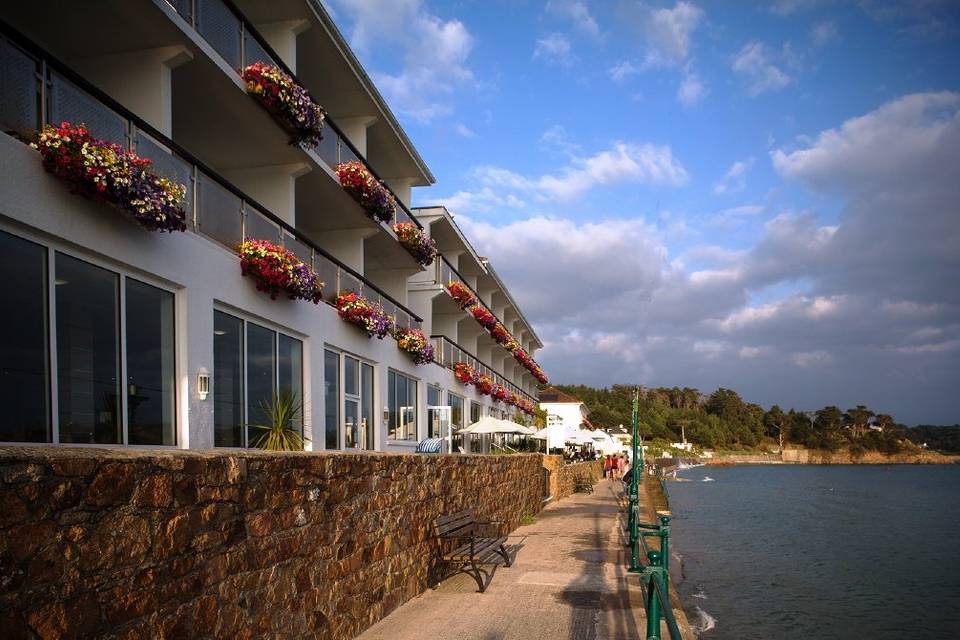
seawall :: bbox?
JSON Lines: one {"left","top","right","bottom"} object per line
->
{"left": 0, "top": 448, "right": 598, "bottom": 639}
{"left": 704, "top": 448, "right": 955, "bottom": 465}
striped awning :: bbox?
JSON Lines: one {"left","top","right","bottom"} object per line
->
{"left": 415, "top": 438, "right": 444, "bottom": 453}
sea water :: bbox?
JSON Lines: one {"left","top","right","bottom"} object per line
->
{"left": 666, "top": 464, "right": 960, "bottom": 639}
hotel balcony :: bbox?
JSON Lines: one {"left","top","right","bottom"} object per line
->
{"left": 431, "top": 336, "right": 538, "bottom": 408}
{"left": 0, "top": 24, "right": 423, "bottom": 332}
{"left": 0, "top": 0, "right": 433, "bottom": 306}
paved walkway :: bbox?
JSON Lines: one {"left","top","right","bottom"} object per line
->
{"left": 356, "top": 480, "right": 660, "bottom": 640}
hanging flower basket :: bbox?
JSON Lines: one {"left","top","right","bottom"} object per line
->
{"left": 490, "top": 322, "right": 511, "bottom": 344}
{"left": 446, "top": 281, "right": 477, "bottom": 310}
{"left": 242, "top": 62, "right": 325, "bottom": 148}
{"left": 35, "top": 122, "right": 187, "bottom": 232}
{"left": 336, "top": 292, "right": 393, "bottom": 338}
{"left": 454, "top": 362, "right": 476, "bottom": 385}
{"left": 335, "top": 161, "right": 396, "bottom": 223}
{"left": 491, "top": 384, "right": 509, "bottom": 403}
{"left": 476, "top": 375, "right": 494, "bottom": 396}
{"left": 240, "top": 239, "right": 323, "bottom": 303}
{"left": 393, "top": 221, "right": 438, "bottom": 267}
{"left": 393, "top": 327, "right": 435, "bottom": 365}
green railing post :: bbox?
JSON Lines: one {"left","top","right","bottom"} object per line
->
{"left": 659, "top": 514, "right": 671, "bottom": 594}
{"left": 644, "top": 550, "right": 663, "bottom": 640}
{"left": 628, "top": 388, "right": 642, "bottom": 572}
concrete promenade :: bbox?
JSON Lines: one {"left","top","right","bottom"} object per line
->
{"left": 356, "top": 479, "right": 683, "bottom": 640}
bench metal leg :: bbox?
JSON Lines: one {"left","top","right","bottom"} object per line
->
{"left": 498, "top": 544, "right": 512, "bottom": 568}
{"left": 468, "top": 557, "right": 486, "bottom": 593}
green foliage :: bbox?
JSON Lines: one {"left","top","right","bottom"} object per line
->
{"left": 520, "top": 514, "right": 538, "bottom": 526}
{"left": 248, "top": 390, "right": 307, "bottom": 451}
{"left": 552, "top": 383, "right": 920, "bottom": 455}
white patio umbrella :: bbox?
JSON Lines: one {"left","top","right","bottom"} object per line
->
{"left": 459, "top": 417, "right": 528, "bottom": 434}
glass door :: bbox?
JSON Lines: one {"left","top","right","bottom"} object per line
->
{"left": 427, "top": 405, "right": 452, "bottom": 453}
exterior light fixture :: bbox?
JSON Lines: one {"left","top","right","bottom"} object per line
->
{"left": 198, "top": 368, "right": 210, "bottom": 400}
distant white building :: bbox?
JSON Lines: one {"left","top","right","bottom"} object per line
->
{"left": 539, "top": 387, "right": 589, "bottom": 451}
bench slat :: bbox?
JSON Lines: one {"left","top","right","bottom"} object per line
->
{"left": 443, "top": 537, "right": 508, "bottom": 562}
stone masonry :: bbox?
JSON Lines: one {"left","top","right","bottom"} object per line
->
{"left": 0, "top": 448, "right": 555, "bottom": 640}
{"left": 543, "top": 458, "right": 603, "bottom": 501}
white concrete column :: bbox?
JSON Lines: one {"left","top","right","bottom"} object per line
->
{"left": 73, "top": 46, "right": 193, "bottom": 137}
{"left": 364, "top": 267, "right": 417, "bottom": 307}
{"left": 257, "top": 19, "right": 311, "bottom": 73}
{"left": 458, "top": 318, "right": 483, "bottom": 355}
{"left": 222, "top": 163, "right": 311, "bottom": 226}
{"left": 431, "top": 309, "right": 461, "bottom": 342}
{"left": 314, "top": 228, "right": 378, "bottom": 274}
{"left": 336, "top": 116, "right": 378, "bottom": 158}
{"left": 383, "top": 177, "right": 417, "bottom": 208}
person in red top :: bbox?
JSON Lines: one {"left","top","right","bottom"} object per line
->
{"left": 603, "top": 455, "right": 613, "bottom": 479}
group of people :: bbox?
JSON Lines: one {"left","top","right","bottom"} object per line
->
{"left": 602, "top": 453, "right": 628, "bottom": 480}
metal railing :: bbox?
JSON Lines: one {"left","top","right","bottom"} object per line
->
{"left": 163, "top": 0, "right": 422, "bottom": 230}
{"left": 0, "top": 23, "right": 422, "bottom": 330}
{"left": 624, "top": 389, "right": 683, "bottom": 640}
{"left": 430, "top": 335, "right": 537, "bottom": 405}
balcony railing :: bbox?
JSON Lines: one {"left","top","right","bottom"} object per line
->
{"left": 162, "top": 0, "right": 423, "bottom": 230}
{"left": 431, "top": 335, "right": 537, "bottom": 405}
{"left": 0, "top": 24, "right": 422, "bottom": 330}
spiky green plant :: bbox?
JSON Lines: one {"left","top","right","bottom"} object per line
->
{"left": 248, "top": 390, "right": 307, "bottom": 451}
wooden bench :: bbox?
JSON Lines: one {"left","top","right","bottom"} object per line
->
{"left": 435, "top": 510, "right": 512, "bottom": 593}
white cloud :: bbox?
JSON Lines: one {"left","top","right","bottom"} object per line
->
{"left": 533, "top": 33, "right": 578, "bottom": 66}
{"left": 732, "top": 42, "right": 792, "bottom": 95}
{"left": 812, "top": 21, "right": 838, "bottom": 46}
{"left": 540, "top": 125, "right": 581, "bottom": 158}
{"left": 703, "top": 204, "right": 766, "bottom": 229}
{"left": 713, "top": 158, "right": 752, "bottom": 194}
{"left": 609, "top": 60, "right": 640, "bottom": 83}
{"left": 546, "top": 0, "right": 600, "bottom": 38}
{"left": 329, "top": 0, "right": 474, "bottom": 122}
{"left": 771, "top": 0, "right": 822, "bottom": 15}
{"left": 644, "top": 2, "right": 705, "bottom": 65}
{"left": 677, "top": 70, "right": 707, "bottom": 107}
{"left": 453, "top": 123, "right": 476, "bottom": 138}
{"left": 432, "top": 187, "right": 525, "bottom": 216}
{"left": 791, "top": 350, "right": 833, "bottom": 367}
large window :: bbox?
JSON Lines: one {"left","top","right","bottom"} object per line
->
{"left": 388, "top": 370, "right": 417, "bottom": 441}
{"left": 0, "top": 231, "right": 48, "bottom": 442}
{"left": 324, "top": 350, "right": 375, "bottom": 450}
{"left": 470, "top": 401, "right": 481, "bottom": 425}
{"left": 213, "top": 311, "right": 303, "bottom": 448}
{"left": 427, "top": 386, "right": 442, "bottom": 438}
{"left": 0, "top": 230, "right": 176, "bottom": 445}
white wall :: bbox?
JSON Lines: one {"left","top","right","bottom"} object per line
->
{"left": 0, "top": 135, "right": 519, "bottom": 452}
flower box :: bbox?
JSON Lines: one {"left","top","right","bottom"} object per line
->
{"left": 242, "top": 62, "right": 325, "bottom": 148}
{"left": 470, "top": 305, "right": 498, "bottom": 330}
{"left": 491, "top": 384, "right": 509, "bottom": 403}
{"left": 240, "top": 239, "right": 323, "bottom": 303}
{"left": 393, "top": 222, "right": 437, "bottom": 267}
{"left": 336, "top": 292, "right": 393, "bottom": 338}
{"left": 476, "top": 375, "right": 494, "bottom": 396}
{"left": 394, "top": 327, "right": 435, "bottom": 365}
{"left": 335, "top": 161, "right": 396, "bottom": 223}
{"left": 454, "top": 362, "right": 476, "bottom": 385}
{"left": 36, "top": 122, "right": 187, "bottom": 232}
{"left": 446, "top": 281, "right": 477, "bottom": 310}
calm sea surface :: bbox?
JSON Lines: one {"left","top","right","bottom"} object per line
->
{"left": 666, "top": 464, "right": 960, "bottom": 640}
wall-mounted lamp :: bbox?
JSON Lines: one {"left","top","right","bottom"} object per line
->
{"left": 198, "top": 368, "right": 210, "bottom": 400}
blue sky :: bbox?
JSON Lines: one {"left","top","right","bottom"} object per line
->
{"left": 323, "top": 0, "right": 960, "bottom": 424}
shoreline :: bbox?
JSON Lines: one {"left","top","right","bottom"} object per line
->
{"left": 700, "top": 448, "right": 958, "bottom": 466}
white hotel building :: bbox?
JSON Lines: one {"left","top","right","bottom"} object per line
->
{"left": 0, "top": 1, "right": 544, "bottom": 453}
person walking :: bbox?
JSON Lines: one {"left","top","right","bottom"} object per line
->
{"left": 616, "top": 453, "right": 626, "bottom": 480}
{"left": 603, "top": 454, "right": 613, "bottom": 479}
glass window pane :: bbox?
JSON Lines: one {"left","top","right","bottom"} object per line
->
{"left": 427, "top": 386, "right": 440, "bottom": 407}
{"left": 387, "top": 370, "right": 397, "bottom": 440}
{"left": 344, "top": 356, "right": 359, "bottom": 396}
{"left": 0, "top": 231, "right": 48, "bottom": 442}
{"left": 361, "top": 363, "right": 374, "bottom": 450}
{"left": 324, "top": 350, "right": 339, "bottom": 449}
{"left": 449, "top": 393, "right": 464, "bottom": 452}
{"left": 55, "top": 253, "right": 120, "bottom": 444}
{"left": 278, "top": 334, "right": 303, "bottom": 437}
{"left": 125, "top": 279, "right": 175, "bottom": 445}
{"left": 214, "top": 311, "right": 243, "bottom": 447}
{"left": 403, "top": 376, "right": 417, "bottom": 441}
{"left": 344, "top": 399, "right": 358, "bottom": 448}
{"left": 246, "top": 323, "right": 276, "bottom": 444}
{"left": 470, "top": 401, "right": 481, "bottom": 425}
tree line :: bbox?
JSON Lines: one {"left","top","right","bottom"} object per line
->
{"left": 552, "top": 384, "right": 959, "bottom": 454}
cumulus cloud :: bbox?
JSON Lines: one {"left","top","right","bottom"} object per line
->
{"left": 677, "top": 70, "right": 707, "bottom": 107}
{"left": 732, "top": 42, "right": 792, "bottom": 95}
{"left": 533, "top": 33, "right": 578, "bottom": 66}
{"left": 453, "top": 123, "right": 476, "bottom": 138}
{"left": 437, "top": 140, "right": 688, "bottom": 212}
{"left": 457, "top": 92, "right": 960, "bottom": 423}
{"left": 328, "top": 0, "right": 474, "bottom": 122}
{"left": 713, "top": 158, "right": 752, "bottom": 194}
{"left": 643, "top": 1, "right": 705, "bottom": 66}
{"left": 609, "top": 60, "right": 640, "bottom": 83}
{"left": 546, "top": 0, "right": 600, "bottom": 38}
{"left": 811, "top": 21, "right": 838, "bottom": 46}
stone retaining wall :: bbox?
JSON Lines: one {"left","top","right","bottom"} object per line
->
{"left": 0, "top": 448, "right": 550, "bottom": 639}
{"left": 543, "top": 458, "right": 603, "bottom": 500}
